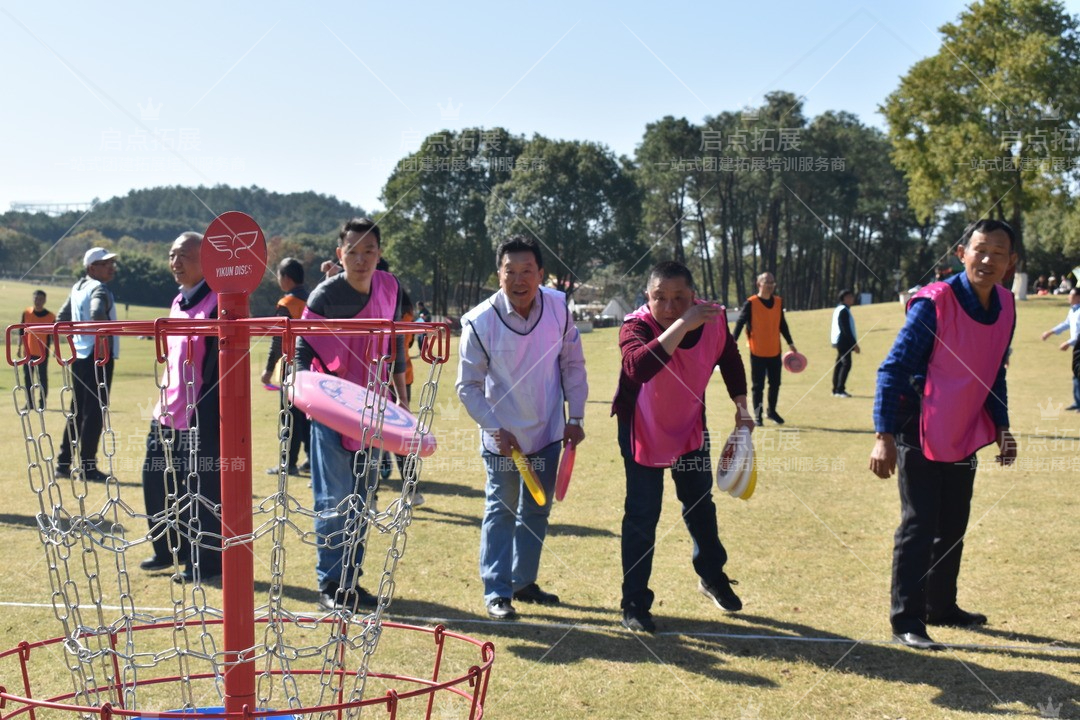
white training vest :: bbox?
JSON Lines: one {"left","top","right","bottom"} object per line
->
{"left": 461, "top": 287, "right": 570, "bottom": 455}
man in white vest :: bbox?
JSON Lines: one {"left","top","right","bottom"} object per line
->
{"left": 55, "top": 247, "right": 120, "bottom": 482}
{"left": 456, "top": 236, "right": 588, "bottom": 620}
{"left": 830, "top": 288, "right": 860, "bottom": 397}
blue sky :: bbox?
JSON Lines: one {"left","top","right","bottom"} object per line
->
{"left": 3, "top": 0, "right": 1078, "bottom": 220}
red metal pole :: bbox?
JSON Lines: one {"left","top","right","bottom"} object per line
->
{"left": 217, "top": 291, "right": 255, "bottom": 714}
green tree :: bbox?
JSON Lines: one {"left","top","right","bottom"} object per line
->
{"left": 882, "top": 0, "right": 1080, "bottom": 264}
{"left": 380, "top": 128, "right": 526, "bottom": 314}
{"left": 486, "top": 136, "right": 643, "bottom": 301}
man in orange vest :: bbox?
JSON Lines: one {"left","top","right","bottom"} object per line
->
{"left": 732, "top": 272, "right": 798, "bottom": 425}
{"left": 262, "top": 257, "right": 311, "bottom": 476}
{"left": 19, "top": 289, "right": 55, "bottom": 409}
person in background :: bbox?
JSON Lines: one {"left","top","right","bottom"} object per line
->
{"left": 262, "top": 257, "right": 311, "bottom": 475}
{"left": 1041, "top": 287, "right": 1080, "bottom": 410}
{"left": 55, "top": 248, "right": 120, "bottom": 482}
{"left": 732, "top": 272, "right": 797, "bottom": 425}
{"left": 830, "top": 289, "right": 860, "bottom": 398}
{"left": 18, "top": 289, "right": 55, "bottom": 409}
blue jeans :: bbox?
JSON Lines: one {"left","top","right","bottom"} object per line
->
{"left": 1072, "top": 376, "right": 1080, "bottom": 409}
{"left": 618, "top": 420, "right": 728, "bottom": 611}
{"left": 479, "top": 442, "right": 560, "bottom": 603}
{"left": 310, "top": 419, "right": 377, "bottom": 590}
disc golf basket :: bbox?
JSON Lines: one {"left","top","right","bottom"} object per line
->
{"left": 2, "top": 213, "right": 494, "bottom": 720}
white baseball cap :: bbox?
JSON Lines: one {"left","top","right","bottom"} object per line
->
{"left": 84, "top": 247, "right": 117, "bottom": 266}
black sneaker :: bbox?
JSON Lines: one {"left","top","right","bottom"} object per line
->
{"left": 755, "top": 411, "right": 764, "bottom": 426}
{"left": 298, "top": 460, "right": 311, "bottom": 473}
{"left": 766, "top": 410, "right": 785, "bottom": 425}
{"left": 699, "top": 576, "right": 742, "bottom": 612}
{"left": 265, "top": 465, "right": 300, "bottom": 476}
{"left": 513, "top": 582, "right": 560, "bottom": 605}
{"left": 139, "top": 556, "right": 173, "bottom": 571}
{"left": 318, "top": 584, "right": 379, "bottom": 611}
{"left": 621, "top": 605, "right": 656, "bottom": 633}
{"left": 317, "top": 584, "right": 342, "bottom": 611}
{"left": 927, "top": 607, "right": 987, "bottom": 627}
{"left": 81, "top": 468, "right": 109, "bottom": 483}
{"left": 486, "top": 597, "right": 517, "bottom": 620}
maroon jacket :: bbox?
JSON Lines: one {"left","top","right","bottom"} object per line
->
{"left": 611, "top": 314, "right": 747, "bottom": 426}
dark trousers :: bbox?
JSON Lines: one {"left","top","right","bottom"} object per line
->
{"left": 618, "top": 421, "right": 728, "bottom": 611}
{"left": 832, "top": 345, "right": 854, "bottom": 394}
{"left": 142, "top": 421, "right": 222, "bottom": 574}
{"left": 750, "top": 354, "right": 782, "bottom": 414}
{"left": 286, "top": 405, "right": 310, "bottom": 467}
{"left": 57, "top": 357, "right": 114, "bottom": 474}
{"left": 890, "top": 434, "right": 976, "bottom": 634}
{"left": 22, "top": 356, "right": 48, "bottom": 409}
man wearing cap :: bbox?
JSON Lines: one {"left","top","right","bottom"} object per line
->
{"left": 732, "top": 272, "right": 797, "bottom": 425}
{"left": 55, "top": 247, "right": 120, "bottom": 482}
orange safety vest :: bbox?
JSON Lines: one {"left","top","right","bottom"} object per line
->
{"left": 746, "top": 295, "right": 782, "bottom": 357}
{"left": 21, "top": 308, "right": 55, "bottom": 358}
{"left": 277, "top": 293, "right": 307, "bottom": 319}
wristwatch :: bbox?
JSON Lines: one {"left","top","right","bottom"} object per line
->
{"left": 566, "top": 418, "right": 584, "bottom": 427}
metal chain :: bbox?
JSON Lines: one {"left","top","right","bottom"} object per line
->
{"left": 7, "top": 321, "right": 452, "bottom": 717}
{"left": 258, "top": 353, "right": 299, "bottom": 709}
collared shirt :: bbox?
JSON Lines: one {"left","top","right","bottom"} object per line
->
{"left": 1049, "top": 303, "right": 1080, "bottom": 346}
{"left": 456, "top": 288, "right": 588, "bottom": 434}
{"left": 874, "top": 272, "right": 1011, "bottom": 434}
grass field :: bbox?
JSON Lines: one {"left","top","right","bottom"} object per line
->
{"left": 1, "top": 276, "right": 1077, "bottom": 719}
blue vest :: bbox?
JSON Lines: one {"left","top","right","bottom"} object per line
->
{"left": 69, "top": 278, "right": 118, "bottom": 359}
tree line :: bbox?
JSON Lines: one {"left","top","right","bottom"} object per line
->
{"left": 4, "top": 0, "right": 1080, "bottom": 315}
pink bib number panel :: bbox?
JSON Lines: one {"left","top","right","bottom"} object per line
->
{"left": 291, "top": 370, "right": 436, "bottom": 457}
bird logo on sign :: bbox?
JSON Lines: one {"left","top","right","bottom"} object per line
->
{"left": 206, "top": 230, "right": 260, "bottom": 260}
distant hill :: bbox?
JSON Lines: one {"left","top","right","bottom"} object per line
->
{"left": 1, "top": 185, "right": 368, "bottom": 245}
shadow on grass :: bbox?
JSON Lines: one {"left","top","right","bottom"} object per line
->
{"left": 688, "top": 613, "right": 1080, "bottom": 716}
{"left": 383, "top": 597, "right": 777, "bottom": 687}
{"left": 791, "top": 425, "right": 875, "bottom": 435}
{"left": 411, "top": 479, "right": 484, "bottom": 499}
{"left": 0, "top": 513, "right": 40, "bottom": 528}
{"left": 547, "top": 522, "right": 618, "bottom": 539}
{"left": 414, "top": 508, "right": 481, "bottom": 528}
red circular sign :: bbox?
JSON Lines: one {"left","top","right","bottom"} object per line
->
{"left": 201, "top": 211, "right": 268, "bottom": 294}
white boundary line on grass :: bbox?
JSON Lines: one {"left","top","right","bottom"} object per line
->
{"left": 1, "top": 601, "right": 1075, "bottom": 655}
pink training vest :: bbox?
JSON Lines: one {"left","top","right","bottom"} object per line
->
{"left": 626, "top": 303, "right": 728, "bottom": 467}
{"left": 154, "top": 287, "right": 218, "bottom": 431}
{"left": 301, "top": 270, "right": 399, "bottom": 452}
{"left": 909, "top": 282, "right": 1014, "bottom": 462}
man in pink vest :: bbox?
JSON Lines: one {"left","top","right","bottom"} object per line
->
{"left": 870, "top": 219, "right": 1018, "bottom": 650}
{"left": 140, "top": 232, "right": 221, "bottom": 583}
{"left": 297, "top": 218, "right": 408, "bottom": 612}
{"left": 613, "top": 261, "right": 754, "bottom": 633}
